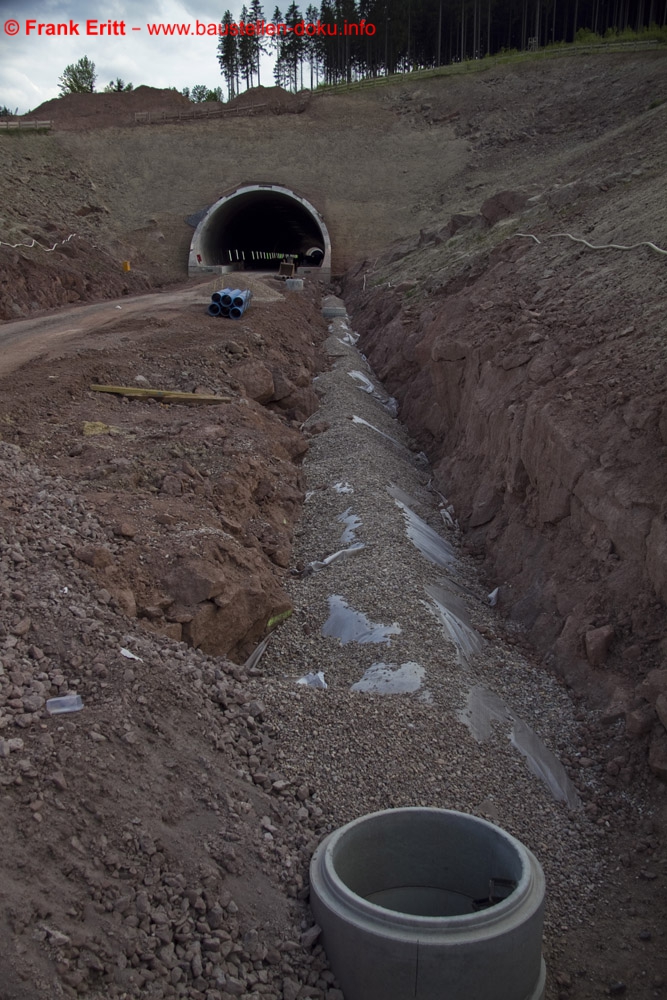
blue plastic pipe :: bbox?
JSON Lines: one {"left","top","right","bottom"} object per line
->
{"left": 221, "top": 288, "right": 242, "bottom": 307}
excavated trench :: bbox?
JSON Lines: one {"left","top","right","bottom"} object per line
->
{"left": 0, "top": 273, "right": 665, "bottom": 1000}
{"left": 340, "top": 217, "right": 667, "bottom": 787}
{"left": 274, "top": 302, "right": 582, "bottom": 813}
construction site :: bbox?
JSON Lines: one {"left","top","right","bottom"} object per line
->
{"left": 0, "top": 45, "right": 666, "bottom": 1000}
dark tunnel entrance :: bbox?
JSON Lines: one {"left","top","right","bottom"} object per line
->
{"left": 189, "top": 184, "right": 331, "bottom": 279}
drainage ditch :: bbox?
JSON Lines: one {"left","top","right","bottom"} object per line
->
{"left": 266, "top": 302, "right": 581, "bottom": 807}
{"left": 254, "top": 297, "right": 618, "bottom": 994}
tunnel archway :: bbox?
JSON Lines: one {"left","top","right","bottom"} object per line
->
{"left": 189, "top": 184, "right": 331, "bottom": 280}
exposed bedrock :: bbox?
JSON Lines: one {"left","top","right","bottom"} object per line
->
{"left": 344, "top": 225, "right": 667, "bottom": 773}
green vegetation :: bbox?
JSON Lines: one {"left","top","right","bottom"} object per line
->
{"left": 182, "top": 85, "right": 224, "bottom": 102}
{"left": 0, "top": 127, "right": 51, "bottom": 137}
{"left": 313, "top": 29, "right": 666, "bottom": 96}
{"left": 217, "top": 1, "right": 267, "bottom": 99}
{"left": 104, "top": 78, "right": 134, "bottom": 92}
{"left": 604, "top": 24, "right": 667, "bottom": 43}
{"left": 575, "top": 25, "right": 667, "bottom": 44}
{"left": 212, "top": 1, "right": 666, "bottom": 98}
{"left": 58, "top": 56, "right": 96, "bottom": 95}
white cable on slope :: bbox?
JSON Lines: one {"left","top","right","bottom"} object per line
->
{"left": 516, "top": 232, "right": 667, "bottom": 256}
{"left": 0, "top": 232, "right": 79, "bottom": 252}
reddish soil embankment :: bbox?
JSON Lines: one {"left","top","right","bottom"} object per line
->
{"left": 0, "top": 279, "right": 325, "bottom": 661}
{"left": 23, "top": 86, "right": 193, "bottom": 130}
{"left": 344, "top": 184, "right": 667, "bottom": 781}
{"left": 0, "top": 236, "right": 152, "bottom": 321}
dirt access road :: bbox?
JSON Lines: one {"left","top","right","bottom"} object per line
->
{"left": 0, "top": 280, "right": 216, "bottom": 376}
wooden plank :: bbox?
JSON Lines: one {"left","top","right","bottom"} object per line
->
{"left": 89, "top": 384, "right": 232, "bottom": 405}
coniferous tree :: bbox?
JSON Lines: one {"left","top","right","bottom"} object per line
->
{"left": 317, "top": 0, "right": 338, "bottom": 82}
{"left": 272, "top": 6, "right": 292, "bottom": 88}
{"left": 217, "top": 10, "right": 240, "bottom": 99}
{"left": 305, "top": 4, "right": 321, "bottom": 87}
{"left": 217, "top": 0, "right": 665, "bottom": 98}
{"left": 284, "top": 2, "right": 305, "bottom": 90}
{"left": 249, "top": 0, "right": 267, "bottom": 84}
{"left": 239, "top": 5, "right": 256, "bottom": 87}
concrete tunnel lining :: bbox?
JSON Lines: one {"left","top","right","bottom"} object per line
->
{"left": 189, "top": 184, "right": 332, "bottom": 280}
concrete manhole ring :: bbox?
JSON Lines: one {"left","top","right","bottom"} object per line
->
{"left": 310, "top": 807, "right": 546, "bottom": 1000}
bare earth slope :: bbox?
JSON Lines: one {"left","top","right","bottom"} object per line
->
{"left": 2, "top": 50, "right": 665, "bottom": 310}
{"left": 343, "top": 90, "right": 667, "bottom": 773}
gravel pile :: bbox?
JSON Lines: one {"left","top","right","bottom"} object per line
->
{"left": 0, "top": 441, "right": 342, "bottom": 1000}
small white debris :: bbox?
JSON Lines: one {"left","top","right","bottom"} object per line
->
{"left": 120, "top": 647, "right": 142, "bottom": 661}
{"left": 488, "top": 588, "right": 499, "bottom": 607}
{"left": 296, "top": 671, "right": 328, "bottom": 690}
{"left": 46, "top": 695, "right": 83, "bottom": 715}
{"left": 308, "top": 542, "right": 365, "bottom": 572}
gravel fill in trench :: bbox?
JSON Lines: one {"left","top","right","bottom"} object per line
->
{"left": 251, "top": 309, "right": 613, "bottom": 958}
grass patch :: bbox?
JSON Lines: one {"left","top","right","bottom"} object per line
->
{"left": 0, "top": 127, "right": 51, "bottom": 137}
{"left": 314, "top": 31, "right": 666, "bottom": 97}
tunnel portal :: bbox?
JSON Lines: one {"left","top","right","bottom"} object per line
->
{"left": 189, "top": 184, "right": 331, "bottom": 279}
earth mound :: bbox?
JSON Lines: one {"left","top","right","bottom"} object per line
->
{"left": 24, "top": 86, "right": 192, "bottom": 129}
{"left": 226, "top": 85, "right": 310, "bottom": 114}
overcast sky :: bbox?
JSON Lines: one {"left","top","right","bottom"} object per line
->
{"left": 0, "top": 0, "right": 259, "bottom": 113}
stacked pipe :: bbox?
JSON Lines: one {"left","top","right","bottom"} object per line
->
{"left": 207, "top": 287, "right": 252, "bottom": 320}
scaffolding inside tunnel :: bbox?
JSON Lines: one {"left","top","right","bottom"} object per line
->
{"left": 188, "top": 184, "right": 331, "bottom": 279}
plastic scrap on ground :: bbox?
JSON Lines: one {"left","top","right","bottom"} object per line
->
{"left": 388, "top": 486, "right": 457, "bottom": 570}
{"left": 307, "top": 542, "right": 366, "bottom": 572}
{"left": 337, "top": 507, "right": 362, "bottom": 544}
{"left": 351, "top": 661, "right": 425, "bottom": 695}
{"left": 424, "top": 583, "right": 485, "bottom": 667}
{"left": 322, "top": 595, "right": 401, "bottom": 645}
{"left": 458, "top": 685, "right": 581, "bottom": 809}
{"left": 297, "top": 671, "right": 328, "bottom": 690}
{"left": 46, "top": 695, "right": 84, "bottom": 715}
{"left": 120, "top": 647, "right": 142, "bottom": 661}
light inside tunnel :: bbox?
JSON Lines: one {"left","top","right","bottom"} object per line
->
{"left": 190, "top": 185, "right": 331, "bottom": 275}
